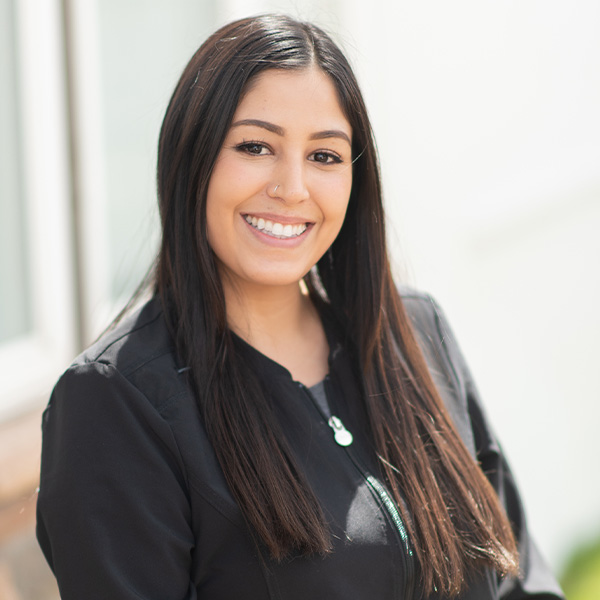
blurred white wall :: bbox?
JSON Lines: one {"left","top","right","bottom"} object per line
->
{"left": 222, "top": 0, "right": 600, "bottom": 571}
{"left": 335, "top": 0, "right": 600, "bottom": 571}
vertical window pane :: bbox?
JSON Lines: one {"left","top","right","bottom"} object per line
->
{"left": 0, "top": 0, "right": 32, "bottom": 342}
{"left": 95, "top": 0, "right": 216, "bottom": 301}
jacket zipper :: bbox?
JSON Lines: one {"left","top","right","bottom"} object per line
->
{"left": 327, "top": 415, "right": 353, "bottom": 446}
{"left": 300, "top": 381, "right": 415, "bottom": 600}
{"left": 364, "top": 475, "right": 413, "bottom": 559}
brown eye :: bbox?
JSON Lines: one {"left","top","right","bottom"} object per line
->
{"left": 311, "top": 151, "right": 342, "bottom": 164}
{"left": 236, "top": 142, "right": 270, "bottom": 155}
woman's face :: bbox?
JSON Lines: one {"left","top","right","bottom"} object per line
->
{"left": 206, "top": 67, "right": 353, "bottom": 295}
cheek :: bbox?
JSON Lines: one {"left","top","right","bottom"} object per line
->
{"left": 205, "top": 179, "right": 235, "bottom": 255}
{"left": 319, "top": 171, "right": 353, "bottom": 223}
{"left": 207, "top": 153, "right": 265, "bottom": 206}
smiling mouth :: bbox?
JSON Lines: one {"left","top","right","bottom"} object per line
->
{"left": 244, "top": 215, "right": 309, "bottom": 239}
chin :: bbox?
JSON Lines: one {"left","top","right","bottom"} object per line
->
{"left": 240, "top": 267, "right": 311, "bottom": 289}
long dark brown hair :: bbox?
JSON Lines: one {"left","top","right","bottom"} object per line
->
{"left": 155, "top": 14, "right": 518, "bottom": 596}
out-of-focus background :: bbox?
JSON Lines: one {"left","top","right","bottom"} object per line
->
{"left": 1, "top": 0, "right": 598, "bottom": 597}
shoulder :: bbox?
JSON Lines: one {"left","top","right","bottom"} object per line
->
{"left": 43, "top": 297, "right": 196, "bottom": 482}
{"left": 397, "top": 286, "right": 459, "bottom": 363}
{"left": 77, "top": 295, "right": 176, "bottom": 373}
{"left": 56, "top": 296, "right": 189, "bottom": 417}
{"left": 397, "top": 285, "right": 446, "bottom": 345}
{"left": 397, "top": 286, "right": 477, "bottom": 455}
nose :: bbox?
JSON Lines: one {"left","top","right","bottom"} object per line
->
{"left": 269, "top": 158, "right": 310, "bottom": 203}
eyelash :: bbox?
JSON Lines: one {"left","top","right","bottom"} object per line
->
{"left": 234, "top": 141, "right": 343, "bottom": 164}
{"left": 236, "top": 141, "right": 269, "bottom": 156}
{"left": 311, "top": 151, "right": 343, "bottom": 165}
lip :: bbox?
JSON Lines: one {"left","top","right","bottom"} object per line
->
{"left": 241, "top": 213, "right": 313, "bottom": 247}
{"left": 241, "top": 212, "right": 313, "bottom": 225}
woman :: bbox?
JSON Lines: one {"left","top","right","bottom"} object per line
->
{"left": 36, "top": 14, "right": 564, "bottom": 600}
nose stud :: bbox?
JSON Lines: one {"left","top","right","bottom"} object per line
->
{"left": 273, "top": 184, "right": 280, "bottom": 194}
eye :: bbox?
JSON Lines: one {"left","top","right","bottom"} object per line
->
{"left": 310, "top": 151, "right": 343, "bottom": 164}
{"left": 235, "top": 141, "right": 271, "bottom": 156}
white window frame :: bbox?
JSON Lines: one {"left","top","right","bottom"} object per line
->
{"left": 62, "top": 0, "right": 115, "bottom": 344}
{"left": 0, "top": 0, "right": 77, "bottom": 420}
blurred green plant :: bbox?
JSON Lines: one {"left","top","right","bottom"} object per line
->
{"left": 560, "top": 535, "right": 600, "bottom": 600}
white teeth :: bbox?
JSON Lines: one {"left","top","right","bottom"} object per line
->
{"left": 244, "top": 215, "right": 307, "bottom": 238}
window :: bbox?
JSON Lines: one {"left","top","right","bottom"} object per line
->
{"left": 68, "top": 0, "right": 217, "bottom": 339}
{"left": 0, "top": 0, "right": 31, "bottom": 345}
{"left": 0, "top": 0, "right": 76, "bottom": 419}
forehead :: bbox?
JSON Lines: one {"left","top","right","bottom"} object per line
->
{"left": 233, "top": 68, "right": 351, "bottom": 135}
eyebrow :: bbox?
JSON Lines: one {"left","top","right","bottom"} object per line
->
{"left": 230, "top": 119, "right": 351, "bottom": 145}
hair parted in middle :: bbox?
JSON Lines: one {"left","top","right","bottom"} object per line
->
{"left": 155, "top": 14, "right": 519, "bottom": 597}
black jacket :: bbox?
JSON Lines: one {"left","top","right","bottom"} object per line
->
{"left": 37, "top": 290, "right": 565, "bottom": 599}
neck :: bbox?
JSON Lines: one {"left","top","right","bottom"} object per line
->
{"left": 223, "top": 279, "right": 310, "bottom": 347}
{"left": 221, "top": 277, "right": 330, "bottom": 386}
